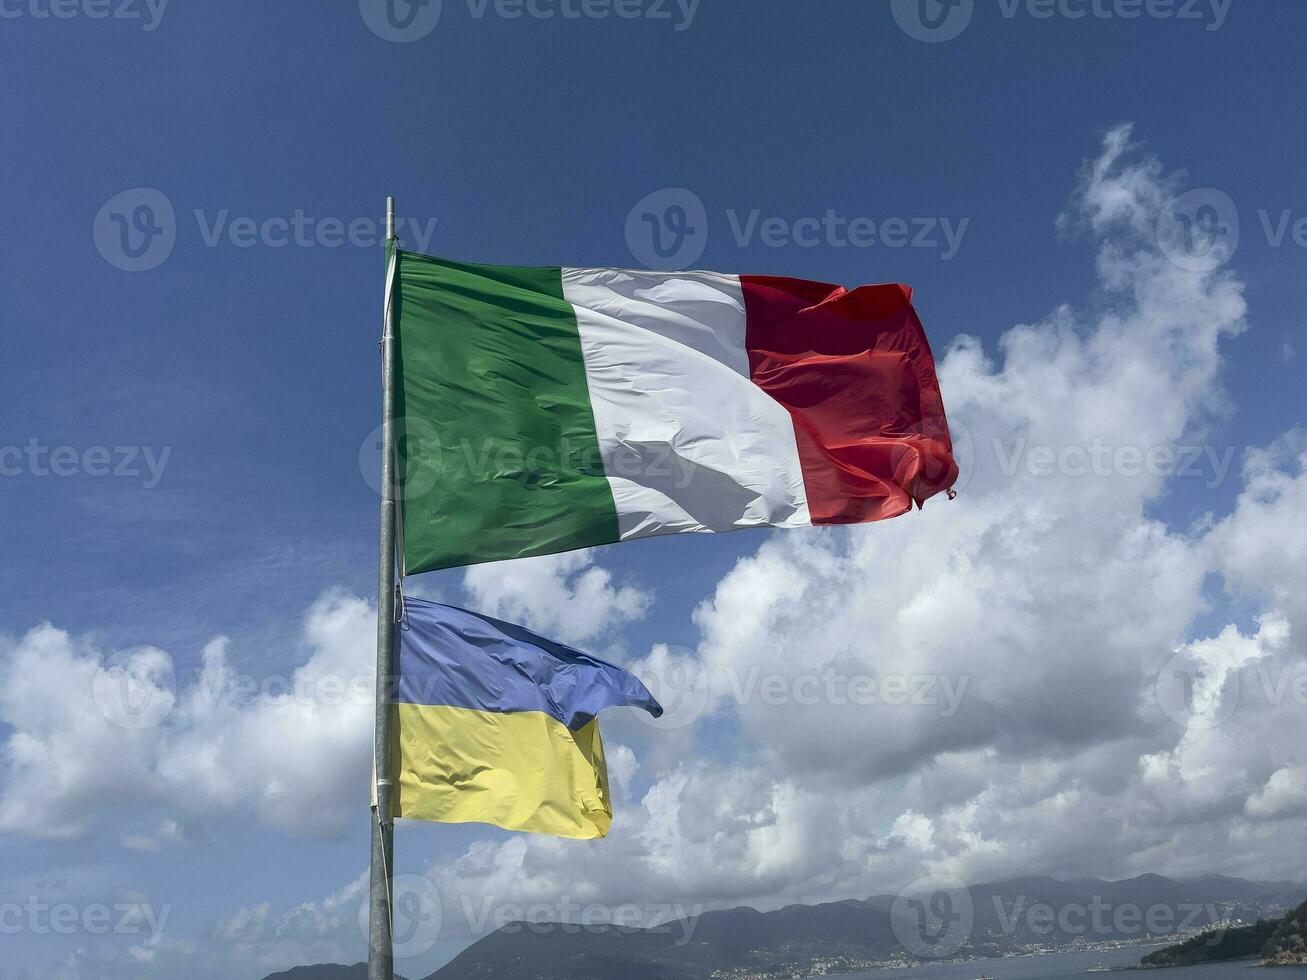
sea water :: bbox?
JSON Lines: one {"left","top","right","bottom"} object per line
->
{"left": 828, "top": 944, "right": 1307, "bottom": 979}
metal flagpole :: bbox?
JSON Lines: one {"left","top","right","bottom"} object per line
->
{"left": 368, "top": 195, "right": 398, "bottom": 980}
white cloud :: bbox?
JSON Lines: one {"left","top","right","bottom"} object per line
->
{"left": 462, "top": 549, "right": 651, "bottom": 646}
{"left": 120, "top": 819, "right": 187, "bottom": 853}
{"left": 209, "top": 871, "right": 371, "bottom": 977}
{"left": 1246, "top": 767, "right": 1307, "bottom": 819}
{"left": 354, "top": 126, "right": 1307, "bottom": 922}
{"left": 0, "top": 627, "right": 172, "bottom": 839}
{"left": 0, "top": 593, "right": 376, "bottom": 840}
{"left": 1207, "top": 432, "right": 1307, "bottom": 638}
{"left": 690, "top": 125, "right": 1247, "bottom": 791}
{"left": 155, "top": 594, "right": 378, "bottom": 836}
{"left": 7, "top": 126, "right": 1307, "bottom": 980}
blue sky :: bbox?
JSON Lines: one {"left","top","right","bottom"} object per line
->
{"left": 1, "top": 2, "right": 1305, "bottom": 978}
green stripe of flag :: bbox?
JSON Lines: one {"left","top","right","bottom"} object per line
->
{"left": 393, "top": 251, "right": 620, "bottom": 573}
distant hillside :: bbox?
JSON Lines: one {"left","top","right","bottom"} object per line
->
{"left": 427, "top": 925, "right": 713, "bottom": 980}
{"left": 424, "top": 900, "right": 904, "bottom": 980}
{"left": 420, "top": 874, "right": 1303, "bottom": 980}
{"left": 1139, "top": 919, "right": 1279, "bottom": 968}
{"left": 1140, "top": 898, "right": 1307, "bottom": 968}
{"left": 1179, "top": 874, "right": 1307, "bottom": 904}
{"left": 254, "top": 875, "right": 1307, "bottom": 980}
{"left": 1261, "top": 898, "right": 1307, "bottom": 966}
{"left": 263, "top": 966, "right": 409, "bottom": 980}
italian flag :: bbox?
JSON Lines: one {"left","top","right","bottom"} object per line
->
{"left": 391, "top": 251, "right": 958, "bottom": 575}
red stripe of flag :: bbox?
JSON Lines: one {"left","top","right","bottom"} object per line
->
{"left": 740, "top": 275, "right": 958, "bottom": 525}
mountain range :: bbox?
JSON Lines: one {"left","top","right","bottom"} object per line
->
{"left": 1142, "top": 896, "right": 1307, "bottom": 967}
{"left": 262, "top": 968, "right": 408, "bottom": 980}
{"left": 260, "top": 873, "right": 1307, "bottom": 980}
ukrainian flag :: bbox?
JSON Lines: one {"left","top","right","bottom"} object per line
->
{"left": 390, "top": 597, "right": 663, "bottom": 839}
